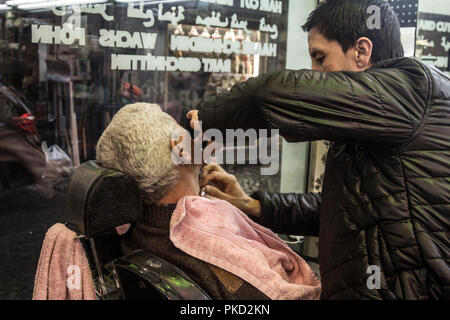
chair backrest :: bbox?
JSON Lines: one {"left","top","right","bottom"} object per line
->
{"left": 66, "top": 160, "right": 141, "bottom": 238}
{"left": 65, "top": 160, "right": 142, "bottom": 298}
{"left": 65, "top": 161, "right": 211, "bottom": 300}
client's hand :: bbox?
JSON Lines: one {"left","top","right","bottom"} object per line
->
{"left": 199, "top": 163, "right": 262, "bottom": 218}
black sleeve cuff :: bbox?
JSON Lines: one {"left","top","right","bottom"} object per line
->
{"left": 250, "top": 190, "right": 274, "bottom": 227}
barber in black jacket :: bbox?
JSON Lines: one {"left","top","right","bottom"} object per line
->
{"left": 183, "top": 0, "right": 450, "bottom": 299}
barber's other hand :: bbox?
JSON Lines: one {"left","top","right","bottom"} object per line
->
{"left": 186, "top": 110, "right": 199, "bottom": 130}
{"left": 200, "top": 163, "right": 262, "bottom": 218}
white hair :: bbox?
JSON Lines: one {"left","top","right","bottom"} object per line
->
{"left": 96, "top": 103, "right": 180, "bottom": 204}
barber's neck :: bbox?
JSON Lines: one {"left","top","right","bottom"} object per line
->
{"left": 157, "top": 168, "right": 200, "bottom": 205}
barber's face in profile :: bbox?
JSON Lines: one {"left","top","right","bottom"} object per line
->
{"left": 308, "top": 27, "right": 373, "bottom": 72}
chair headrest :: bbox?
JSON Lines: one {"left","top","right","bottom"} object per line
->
{"left": 67, "top": 161, "right": 142, "bottom": 237}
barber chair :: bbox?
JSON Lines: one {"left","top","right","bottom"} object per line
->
{"left": 66, "top": 160, "right": 211, "bottom": 300}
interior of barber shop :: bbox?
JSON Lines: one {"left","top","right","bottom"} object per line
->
{"left": 0, "top": 0, "right": 448, "bottom": 302}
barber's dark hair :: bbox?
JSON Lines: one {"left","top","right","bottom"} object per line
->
{"left": 302, "top": 0, "right": 404, "bottom": 63}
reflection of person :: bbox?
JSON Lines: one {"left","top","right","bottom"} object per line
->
{"left": 96, "top": 103, "right": 275, "bottom": 300}
{"left": 0, "top": 82, "right": 58, "bottom": 197}
{"left": 119, "top": 82, "right": 141, "bottom": 105}
{"left": 0, "top": 125, "right": 59, "bottom": 198}
{"left": 185, "top": 0, "right": 450, "bottom": 299}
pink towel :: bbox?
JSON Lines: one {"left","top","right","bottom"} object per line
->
{"left": 33, "top": 223, "right": 96, "bottom": 300}
{"left": 169, "top": 196, "right": 322, "bottom": 300}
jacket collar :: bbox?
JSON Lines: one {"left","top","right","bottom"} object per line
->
{"left": 370, "top": 56, "right": 416, "bottom": 70}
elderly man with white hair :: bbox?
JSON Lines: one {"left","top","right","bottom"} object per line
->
{"left": 96, "top": 103, "right": 321, "bottom": 300}
{"left": 96, "top": 102, "right": 271, "bottom": 299}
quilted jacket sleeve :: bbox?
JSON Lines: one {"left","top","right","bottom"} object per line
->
{"left": 251, "top": 191, "right": 322, "bottom": 237}
{"left": 196, "top": 58, "right": 428, "bottom": 146}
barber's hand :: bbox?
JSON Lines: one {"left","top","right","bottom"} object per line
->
{"left": 200, "top": 163, "right": 262, "bottom": 218}
{"left": 186, "top": 110, "right": 199, "bottom": 130}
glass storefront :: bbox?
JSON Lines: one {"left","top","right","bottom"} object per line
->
{"left": 416, "top": 0, "right": 450, "bottom": 74}
{"left": 0, "top": 1, "right": 295, "bottom": 210}
{"left": 0, "top": 0, "right": 449, "bottom": 299}
{"left": 3, "top": 0, "right": 448, "bottom": 198}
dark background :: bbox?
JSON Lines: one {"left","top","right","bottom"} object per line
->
{"left": 0, "top": 186, "right": 66, "bottom": 299}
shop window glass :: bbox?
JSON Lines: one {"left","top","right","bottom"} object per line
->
{"left": 0, "top": 0, "right": 288, "bottom": 193}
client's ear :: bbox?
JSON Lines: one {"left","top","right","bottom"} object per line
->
{"left": 171, "top": 127, "right": 196, "bottom": 166}
{"left": 170, "top": 135, "right": 184, "bottom": 158}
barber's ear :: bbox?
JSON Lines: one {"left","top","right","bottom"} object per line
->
{"left": 354, "top": 37, "right": 373, "bottom": 70}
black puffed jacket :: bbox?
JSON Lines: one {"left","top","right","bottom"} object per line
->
{"left": 193, "top": 57, "right": 450, "bottom": 299}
